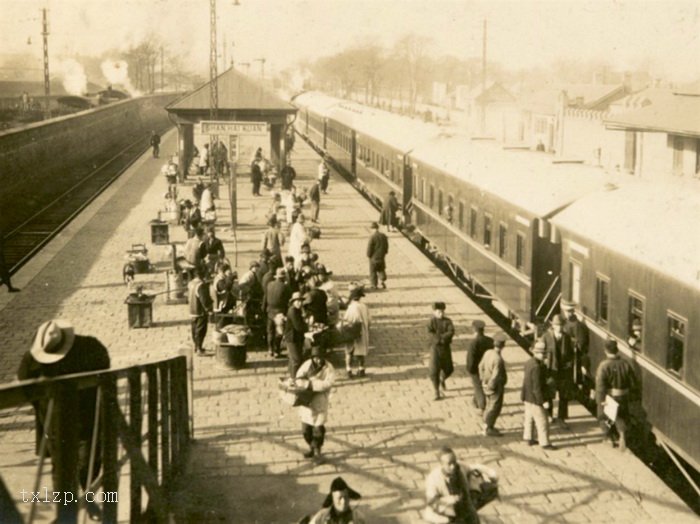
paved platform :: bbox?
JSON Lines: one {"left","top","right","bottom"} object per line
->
{"left": 0, "top": 133, "right": 695, "bottom": 523}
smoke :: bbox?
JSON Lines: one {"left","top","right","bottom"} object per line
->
{"left": 100, "top": 60, "right": 140, "bottom": 96}
{"left": 55, "top": 59, "right": 87, "bottom": 96}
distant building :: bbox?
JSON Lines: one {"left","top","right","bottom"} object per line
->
{"left": 463, "top": 82, "right": 518, "bottom": 140}
{"left": 604, "top": 85, "right": 700, "bottom": 181}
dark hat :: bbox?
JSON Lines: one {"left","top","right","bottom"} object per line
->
{"left": 472, "top": 319, "right": 486, "bottom": 330}
{"left": 31, "top": 320, "right": 75, "bottom": 364}
{"left": 322, "top": 477, "right": 361, "bottom": 508}
{"left": 551, "top": 315, "right": 564, "bottom": 326}
{"left": 316, "top": 264, "right": 332, "bottom": 276}
{"left": 370, "top": 221, "right": 379, "bottom": 229}
{"left": 533, "top": 340, "right": 546, "bottom": 353}
{"left": 275, "top": 268, "right": 286, "bottom": 279}
{"left": 604, "top": 339, "right": 618, "bottom": 353}
{"left": 289, "top": 291, "right": 303, "bottom": 304}
{"left": 432, "top": 302, "right": 446, "bottom": 311}
{"left": 349, "top": 288, "right": 365, "bottom": 301}
{"left": 249, "top": 260, "right": 260, "bottom": 269}
{"left": 311, "top": 345, "right": 326, "bottom": 358}
{"left": 493, "top": 332, "right": 507, "bottom": 345}
{"left": 631, "top": 319, "right": 642, "bottom": 331}
{"left": 303, "top": 292, "right": 313, "bottom": 305}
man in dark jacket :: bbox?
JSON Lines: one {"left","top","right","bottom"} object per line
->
{"left": 280, "top": 163, "right": 297, "bottom": 191}
{"left": 562, "top": 300, "right": 591, "bottom": 401}
{"left": 188, "top": 269, "right": 213, "bottom": 356}
{"left": 366, "top": 222, "right": 388, "bottom": 289}
{"left": 251, "top": 161, "right": 263, "bottom": 196}
{"left": 542, "top": 314, "right": 574, "bottom": 426}
{"left": 303, "top": 276, "right": 328, "bottom": 326}
{"left": 466, "top": 320, "right": 492, "bottom": 412}
{"left": 265, "top": 268, "right": 291, "bottom": 358}
{"left": 309, "top": 181, "right": 321, "bottom": 223}
{"left": 521, "top": 341, "right": 555, "bottom": 449}
{"left": 150, "top": 130, "right": 160, "bottom": 158}
{"left": 17, "top": 320, "right": 110, "bottom": 518}
{"left": 379, "top": 191, "right": 399, "bottom": 232}
{"left": 595, "top": 339, "right": 639, "bottom": 451}
{"left": 284, "top": 291, "right": 307, "bottom": 377}
{"left": 428, "top": 302, "right": 454, "bottom": 401}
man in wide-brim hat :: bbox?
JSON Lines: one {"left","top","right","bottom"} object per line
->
{"left": 308, "top": 476, "right": 365, "bottom": 523}
{"left": 17, "top": 320, "right": 110, "bottom": 519}
{"left": 342, "top": 287, "right": 370, "bottom": 379}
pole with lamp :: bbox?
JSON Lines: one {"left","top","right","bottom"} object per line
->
{"left": 41, "top": 8, "right": 51, "bottom": 119}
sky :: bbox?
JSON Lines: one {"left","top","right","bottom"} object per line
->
{"left": 1, "top": 0, "right": 699, "bottom": 83}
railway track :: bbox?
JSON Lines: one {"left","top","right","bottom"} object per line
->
{"left": 3, "top": 128, "right": 171, "bottom": 275}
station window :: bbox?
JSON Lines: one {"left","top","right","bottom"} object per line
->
{"left": 498, "top": 223, "right": 507, "bottom": 258}
{"left": 516, "top": 232, "right": 525, "bottom": 271}
{"left": 666, "top": 312, "right": 685, "bottom": 376}
{"left": 470, "top": 207, "right": 478, "bottom": 239}
{"left": 483, "top": 214, "right": 492, "bottom": 248}
{"left": 429, "top": 185, "right": 435, "bottom": 209}
{"left": 438, "top": 190, "right": 443, "bottom": 215}
{"left": 569, "top": 260, "right": 582, "bottom": 305}
{"left": 458, "top": 202, "right": 465, "bottom": 229}
{"left": 595, "top": 274, "right": 610, "bottom": 326}
{"left": 628, "top": 292, "right": 645, "bottom": 351}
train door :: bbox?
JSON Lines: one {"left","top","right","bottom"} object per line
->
{"left": 402, "top": 156, "right": 413, "bottom": 225}
{"left": 530, "top": 218, "right": 562, "bottom": 323}
{"left": 351, "top": 130, "right": 357, "bottom": 178}
{"left": 322, "top": 119, "right": 327, "bottom": 151}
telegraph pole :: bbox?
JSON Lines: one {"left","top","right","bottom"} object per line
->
{"left": 481, "top": 19, "right": 487, "bottom": 95}
{"left": 160, "top": 45, "right": 164, "bottom": 91}
{"left": 42, "top": 8, "right": 51, "bottom": 118}
{"left": 209, "top": 0, "right": 219, "bottom": 119}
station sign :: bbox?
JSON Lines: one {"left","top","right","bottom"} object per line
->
{"left": 200, "top": 121, "right": 270, "bottom": 135}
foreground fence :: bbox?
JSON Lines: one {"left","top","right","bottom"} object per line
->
{"left": 0, "top": 355, "right": 190, "bottom": 523}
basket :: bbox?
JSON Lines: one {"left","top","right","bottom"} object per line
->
{"left": 222, "top": 325, "right": 251, "bottom": 346}
{"left": 309, "top": 226, "right": 321, "bottom": 239}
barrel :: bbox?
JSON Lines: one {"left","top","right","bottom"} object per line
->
{"left": 166, "top": 270, "right": 185, "bottom": 301}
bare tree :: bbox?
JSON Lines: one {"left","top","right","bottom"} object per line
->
{"left": 394, "top": 34, "right": 433, "bottom": 112}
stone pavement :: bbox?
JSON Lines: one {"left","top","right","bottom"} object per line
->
{"left": 0, "top": 133, "right": 695, "bottom": 523}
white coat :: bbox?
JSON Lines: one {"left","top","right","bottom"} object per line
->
{"left": 288, "top": 221, "right": 308, "bottom": 268}
{"left": 295, "top": 358, "right": 335, "bottom": 427}
{"left": 344, "top": 300, "right": 370, "bottom": 356}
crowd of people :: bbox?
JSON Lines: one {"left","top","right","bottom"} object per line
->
{"left": 10, "top": 139, "right": 642, "bottom": 523}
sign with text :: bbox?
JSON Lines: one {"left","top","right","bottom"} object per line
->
{"left": 201, "top": 121, "right": 269, "bottom": 135}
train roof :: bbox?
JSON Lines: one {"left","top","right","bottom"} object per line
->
{"left": 552, "top": 182, "right": 700, "bottom": 290}
{"left": 410, "top": 134, "right": 615, "bottom": 217}
{"left": 294, "top": 91, "right": 441, "bottom": 152}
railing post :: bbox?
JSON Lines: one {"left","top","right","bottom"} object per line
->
{"left": 168, "top": 360, "right": 179, "bottom": 475}
{"left": 147, "top": 367, "right": 159, "bottom": 475}
{"left": 177, "top": 357, "right": 190, "bottom": 457}
{"left": 52, "top": 381, "right": 79, "bottom": 523}
{"left": 159, "top": 362, "right": 171, "bottom": 491}
{"left": 102, "top": 375, "right": 119, "bottom": 523}
{"left": 128, "top": 369, "right": 143, "bottom": 522}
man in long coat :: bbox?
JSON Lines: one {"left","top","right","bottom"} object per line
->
{"left": 342, "top": 288, "right": 370, "bottom": 378}
{"left": 479, "top": 332, "right": 508, "bottom": 436}
{"left": 428, "top": 302, "right": 454, "bottom": 401}
{"left": 466, "top": 320, "right": 492, "bottom": 412}
{"left": 366, "top": 222, "right": 388, "bottom": 289}
{"left": 379, "top": 191, "right": 399, "bottom": 232}
{"left": 542, "top": 314, "right": 575, "bottom": 426}
{"left": 521, "top": 341, "right": 555, "bottom": 449}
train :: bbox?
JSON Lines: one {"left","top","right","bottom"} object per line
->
{"left": 291, "top": 91, "right": 700, "bottom": 473}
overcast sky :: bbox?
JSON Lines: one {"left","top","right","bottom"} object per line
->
{"left": 2, "top": 0, "right": 699, "bottom": 82}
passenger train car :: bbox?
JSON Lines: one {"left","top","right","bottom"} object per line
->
{"left": 292, "top": 91, "right": 700, "bottom": 472}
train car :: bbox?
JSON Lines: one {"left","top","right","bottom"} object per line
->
{"left": 552, "top": 182, "right": 700, "bottom": 470}
{"left": 292, "top": 91, "right": 338, "bottom": 152}
{"left": 408, "top": 135, "right": 616, "bottom": 323}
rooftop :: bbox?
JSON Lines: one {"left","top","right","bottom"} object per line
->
{"left": 168, "top": 67, "right": 296, "bottom": 113}
{"left": 605, "top": 92, "right": 700, "bottom": 136}
{"left": 519, "top": 83, "right": 626, "bottom": 114}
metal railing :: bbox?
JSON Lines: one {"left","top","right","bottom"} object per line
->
{"left": 0, "top": 355, "right": 190, "bottom": 523}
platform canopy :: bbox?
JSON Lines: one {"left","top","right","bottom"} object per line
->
{"left": 167, "top": 67, "right": 296, "bottom": 123}
{"left": 166, "top": 67, "right": 297, "bottom": 175}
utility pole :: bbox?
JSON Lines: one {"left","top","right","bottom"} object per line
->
{"left": 209, "top": 0, "right": 219, "bottom": 119}
{"left": 230, "top": 40, "right": 235, "bottom": 69}
{"left": 41, "top": 8, "right": 51, "bottom": 119}
{"left": 223, "top": 33, "right": 227, "bottom": 71}
{"left": 481, "top": 19, "right": 487, "bottom": 95}
{"left": 160, "top": 45, "right": 164, "bottom": 91}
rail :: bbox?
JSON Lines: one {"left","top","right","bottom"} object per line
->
{"left": 0, "top": 355, "right": 190, "bottom": 523}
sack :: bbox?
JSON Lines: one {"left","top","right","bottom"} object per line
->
{"left": 204, "top": 209, "right": 217, "bottom": 222}
{"left": 293, "top": 389, "right": 314, "bottom": 407}
{"left": 309, "top": 226, "right": 321, "bottom": 239}
{"left": 467, "top": 464, "right": 499, "bottom": 509}
{"left": 337, "top": 321, "right": 362, "bottom": 344}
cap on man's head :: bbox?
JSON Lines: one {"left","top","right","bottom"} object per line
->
{"left": 30, "top": 320, "right": 75, "bottom": 364}
{"left": 472, "top": 319, "right": 486, "bottom": 330}
{"left": 289, "top": 291, "right": 303, "bottom": 304}
{"left": 432, "top": 302, "right": 446, "bottom": 311}
{"left": 249, "top": 260, "right": 260, "bottom": 269}
{"left": 605, "top": 339, "right": 619, "bottom": 354}
{"left": 551, "top": 315, "right": 564, "bottom": 326}
{"left": 322, "top": 477, "right": 361, "bottom": 508}
{"left": 533, "top": 340, "right": 546, "bottom": 353}
{"left": 493, "top": 332, "right": 507, "bottom": 345}
{"left": 275, "top": 268, "right": 286, "bottom": 279}
{"left": 561, "top": 299, "right": 576, "bottom": 310}
{"left": 370, "top": 221, "right": 379, "bottom": 229}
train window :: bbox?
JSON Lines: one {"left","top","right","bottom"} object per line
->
{"left": 483, "top": 214, "right": 492, "bottom": 248}
{"left": 624, "top": 131, "right": 636, "bottom": 174}
{"left": 628, "top": 292, "right": 645, "bottom": 351}
{"left": 458, "top": 202, "right": 465, "bottom": 229}
{"left": 429, "top": 185, "right": 435, "bottom": 209}
{"left": 470, "top": 207, "right": 478, "bottom": 239}
{"left": 438, "top": 190, "right": 443, "bottom": 215}
{"left": 595, "top": 274, "right": 610, "bottom": 326}
{"left": 666, "top": 312, "right": 686, "bottom": 376}
{"left": 516, "top": 233, "right": 526, "bottom": 271}
{"left": 569, "top": 260, "right": 582, "bottom": 304}
{"left": 498, "top": 223, "right": 507, "bottom": 258}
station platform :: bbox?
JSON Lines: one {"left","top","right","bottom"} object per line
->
{"left": 0, "top": 132, "right": 695, "bottom": 523}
